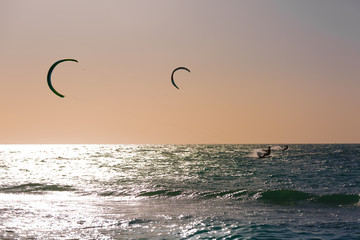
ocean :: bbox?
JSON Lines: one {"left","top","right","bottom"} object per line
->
{"left": 0, "top": 144, "right": 359, "bottom": 239}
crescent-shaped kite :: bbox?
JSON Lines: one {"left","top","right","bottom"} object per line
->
{"left": 171, "top": 67, "right": 190, "bottom": 89}
{"left": 47, "top": 59, "right": 78, "bottom": 98}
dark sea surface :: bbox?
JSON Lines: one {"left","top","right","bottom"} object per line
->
{"left": 0, "top": 144, "right": 359, "bottom": 239}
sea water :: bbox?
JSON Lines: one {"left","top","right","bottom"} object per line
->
{"left": 0, "top": 144, "right": 359, "bottom": 239}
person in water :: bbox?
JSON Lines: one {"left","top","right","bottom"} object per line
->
{"left": 258, "top": 146, "right": 271, "bottom": 158}
{"left": 264, "top": 146, "right": 271, "bottom": 156}
{"left": 282, "top": 145, "right": 289, "bottom": 151}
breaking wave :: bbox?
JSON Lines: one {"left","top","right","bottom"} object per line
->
{"left": 0, "top": 183, "right": 75, "bottom": 193}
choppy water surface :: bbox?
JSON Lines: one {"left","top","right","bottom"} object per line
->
{"left": 0, "top": 144, "right": 359, "bottom": 239}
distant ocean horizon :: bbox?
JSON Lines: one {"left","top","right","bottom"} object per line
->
{"left": 1, "top": 144, "right": 359, "bottom": 239}
{"left": 2, "top": 143, "right": 360, "bottom": 144}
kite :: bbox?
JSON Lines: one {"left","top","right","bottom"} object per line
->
{"left": 47, "top": 59, "right": 78, "bottom": 98}
{"left": 171, "top": 67, "right": 190, "bottom": 89}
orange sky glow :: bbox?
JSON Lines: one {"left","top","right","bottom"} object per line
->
{"left": 1, "top": 0, "right": 360, "bottom": 144}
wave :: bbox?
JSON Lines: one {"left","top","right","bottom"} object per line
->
{"left": 2, "top": 183, "right": 358, "bottom": 206}
{"left": 134, "top": 188, "right": 250, "bottom": 200}
{"left": 256, "top": 190, "right": 312, "bottom": 203}
{"left": 119, "top": 188, "right": 360, "bottom": 206}
{"left": 0, "top": 183, "right": 75, "bottom": 193}
{"left": 138, "top": 189, "right": 183, "bottom": 197}
{"left": 200, "top": 189, "right": 250, "bottom": 199}
{"left": 257, "top": 189, "right": 360, "bottom": 206}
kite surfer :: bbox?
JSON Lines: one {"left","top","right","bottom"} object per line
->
{"left": 258, "top": 146, "right": 271, "bottom": 158}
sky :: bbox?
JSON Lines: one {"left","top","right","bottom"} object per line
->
{"left": 1, "top": 0, "right": 360, "bottom": 144}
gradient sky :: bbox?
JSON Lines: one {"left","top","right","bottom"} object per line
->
{"left": 1, "top": 0, "right": 360, "bottom": 144}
